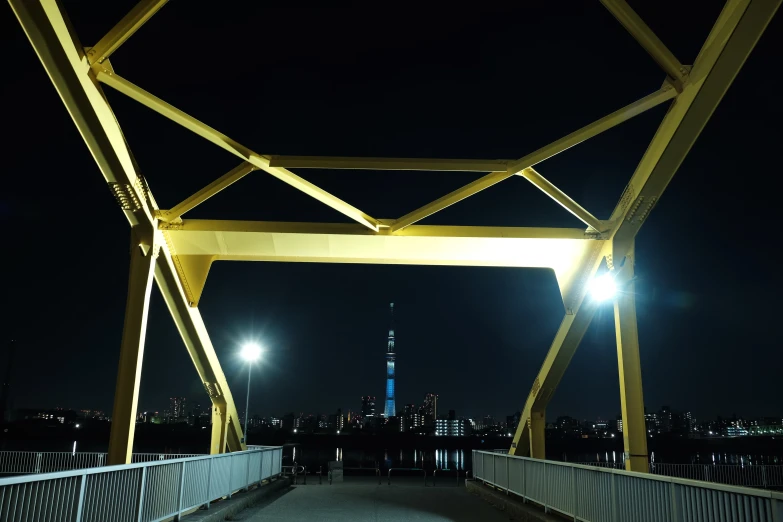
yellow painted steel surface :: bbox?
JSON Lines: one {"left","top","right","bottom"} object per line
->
{"left": 8, "top": 0, "right": 778, "bottom": 468}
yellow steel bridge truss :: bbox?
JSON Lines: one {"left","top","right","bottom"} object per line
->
{"left": 8, "top": 0, "right": 778, "bottom": 469}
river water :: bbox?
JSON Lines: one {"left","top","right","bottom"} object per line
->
{"left": 283, "top": 446, "right": 783, "bottom": 472}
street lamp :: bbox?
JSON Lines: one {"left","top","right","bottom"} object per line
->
{"left": 240, "top": 342, "right": 263, "bottom": 444}
{"left": 589, "top": 272, "right": 617, "bottom": 302}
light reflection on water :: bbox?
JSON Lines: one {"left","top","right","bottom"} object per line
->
{"left": 567, "top": 451, "right": 781, "bottom": 465}
{"left": 283, "top": 447, "right": 468, "bottom": 470}
{"left": 283, "top": 447, "right": 782, "bottom": 469}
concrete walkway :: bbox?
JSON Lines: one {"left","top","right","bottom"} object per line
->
{"left": 231, "top": 482, "right": 513, "bottom": 521}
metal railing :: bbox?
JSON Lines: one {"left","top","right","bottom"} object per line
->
{"left": 0, "top": 451, "right": 202, "bottom": 475}
{"left": 0, "top": 446, "right": 282, "bottom": 521}
{"left": 651, "top": 462, "right": 783, "bottom": 489}
{"left": 573, "top": 461, "right": 783, "bottom": 489}
{"left": 473, "top": 450, "right": 783, "bottom": 522}
{"left": 388, "top": 468, "right": 426, "bottom": 486}
{"left": 432, "top": 468, "right": 463, "bottom": 487}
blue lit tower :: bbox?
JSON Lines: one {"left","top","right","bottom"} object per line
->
{"left": 384, "top": 303, "right": 396, "bottom": 417}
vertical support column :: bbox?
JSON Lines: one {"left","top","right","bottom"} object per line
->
{"left": 529, "top": 412, "right": 546, "bottom": 459}
{"left": 211, "top": 405, "right": 229, "bottom": 454}
{"left": 613, "top": 242, "right": 648, "bottom": 473}
{"left": 108, "top": 229, "right": 158, "bottom": 465}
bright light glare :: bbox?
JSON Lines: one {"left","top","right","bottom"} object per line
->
{"left": 75, "top": 423, "right": 80, "bottom": 428}
{"left": 589, "top": 273, "right": 617, "bottom": 302}
{"left": 240, "top": 342, "right": 263, "bottom": 362}
{"left": 293, "top": 428, "right": 298, "bottom": 433}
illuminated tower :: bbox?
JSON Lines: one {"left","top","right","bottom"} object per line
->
{"left": 384, "top": 303, "right": 396, "bottom": 417}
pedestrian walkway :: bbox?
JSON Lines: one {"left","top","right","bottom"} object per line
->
{"left": 231, "top": 481, "right": 511, "bottom": 521}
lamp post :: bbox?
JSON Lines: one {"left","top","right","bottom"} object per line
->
{"left": 240, "top": 342, "right": 262, "bottom": 444}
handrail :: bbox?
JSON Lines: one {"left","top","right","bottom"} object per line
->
{"left": 388, "top": 467, "right": 426, "bottom": 486}
{"left": 432, "top": 468, "right": 461, "bottom": 487}
{"left": 340, "top": 465, "right": 381, "bottom": 485}
{"left": 0, "top": 447, "right": 284, "bottom": 520}
{"left": 471, "top": 450, "right": 783, "bottom": 522}
{"left": 0, "top": 448, "right": 277, "bottom": 486}
{"left": 0, "top": 450, "right": 202, "bottom": 475}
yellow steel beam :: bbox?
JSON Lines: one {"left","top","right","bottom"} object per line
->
{"left": 520, "top": 168, "right": 605, "bottom": 231}
{"left": 510, "top": 241, "right": 609, "bottom": 457}
{"left": 158, "top": 162, "right": 256, "bottom": 222}
{"left": 391, "top": 87, "right": 676, "bottom": 232}
{"left": 613, "top": 243, "right": 648, "bottom": 472}
{"left": 514, "top": 0, "right": 779, "bottom": 461}
{"left": 9, "top": 0, "right": 155, "bottom": 228}
{"left": 390, "top": 171, "right": 514, "bottom": 232}
{"left": 155, "top": 241, "right": 246, "bottom": 451}
{"left": 86, "top": 0, "right": 168, "bottom": 65}
{"left": 162, "top": 219, "right": 591, "bottom": 239}
{"left": 161, "top": 219, "right": 603, "bottom": 313}
{"left": 269, "top": 155, "right": 510, "bottom": 172}
{"left": 211, "top": 406, "right": 229, "bottom": 454}
{"left": 506, "top": 86, "right": 676, "bottom": 176}
{"left": 608, "top": 0, "right": 781, "bottom": 257}
{"left": 94, "top": 69, "right": 380, "bottom": 231}
{"left": 107, "top": 230, "right": 157, "bottom": 465}
{"left": 10, "top": 0, "right": 247, "bottom": 453}
{"left": 600, "top": 0, "right": 686, "bottom": 88}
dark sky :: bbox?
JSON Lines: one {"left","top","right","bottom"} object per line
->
{"left": 2, "top": 1, "right": 781, "bottom": 423}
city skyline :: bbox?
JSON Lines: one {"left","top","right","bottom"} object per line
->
{"left": 2, "top": 3, "right": 781, "bottom": 426}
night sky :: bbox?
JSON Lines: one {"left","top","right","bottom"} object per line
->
{"left": 1, "top": 1, "right": 781, "bottom": 423}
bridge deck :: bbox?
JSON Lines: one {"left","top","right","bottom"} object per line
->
{"left": 233, "top": 480, "right": 509, "bottom": 522}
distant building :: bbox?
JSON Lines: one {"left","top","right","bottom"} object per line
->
{"left": 435, "top": 419, "right": 470, "bottom": 437}
{"left": 361, "top": 396, "right": 376, "bottom": 418}
{"left": 329, "top": 409, "right": 345, "bottom": 431}
{"left": 169, "top": 397, "right": 187, "bottom": 423}
{"left": 79, "top": 409, "right": 107, "bottom": 420}
{"left": 725, "top": 426, "right": 749, "bottom": 437}
{"left": 555, "top": 416, "right": 582, "bottom": 438}
{"left": 483, "top": 415, "right": 496, "bottom": 428}
{"left": 386, "top": 416, "right": 404, "bottom": 433}
{"left": 403, "top": 404, "right": 422, "bottom": 430}
{"left": 506, "top": 412, "right": 521, "bottom": 433}
{"left": 420, "top": 394, "right": 438, "bottom": 426}
{"left": 748, "top": 418, "right": 783, "bottom": 436}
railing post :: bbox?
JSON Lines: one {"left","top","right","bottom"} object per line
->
{"left": 136, "top": 465, "right": 147, "bottom": 522}
{"left": 610, "top": 471, "right": 618, "bottom": 522}
{"left": 543, "top": 461, "right": 548, "bottom": 514}
{"left": 670, "top": 481, "right": 680, "bottom": 522}
{"left": 75, "top": 473, "right": 87, "bottom": 522}
{"left": 522, "top": 457, "right": 527, "bottom": 503}
{"left": 762, "top": 466, "right": 767, "bottom": 489}
{"left": 228, "top": 455, "right": 234, "bottom": 498}
{"left": 704, "top": 465, "right": 710, "bottom": 483}
{"left": 175, "top": 461, "right": 186, "bottom": 520}
{"left": 204, "top": 456, "right": 213, "bottom": 510}
{"left": 245, "top": 454, "right": 251, "bottom": 491}
{"left": 506, "top": 456, "right": 510, "bottom": 495}
{"left": 35, "top": 452, "right": 42, "bottom": 474}
{"left": 571, "top": 465, "right": 577, "bottom": 521}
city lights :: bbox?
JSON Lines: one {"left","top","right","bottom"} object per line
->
{"left": 589, "top": 273, "right": 617, "bottom": 302}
